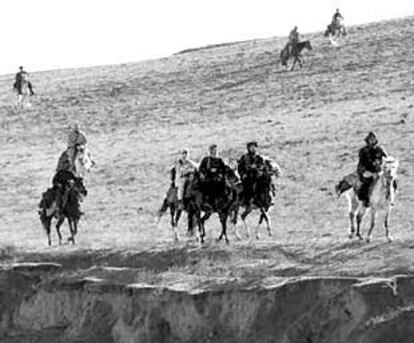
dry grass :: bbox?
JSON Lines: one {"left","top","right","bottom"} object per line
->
{"left": 1, "top": 17, "right": 414, "bottom": 283}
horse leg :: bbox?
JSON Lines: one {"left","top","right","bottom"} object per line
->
{"left": 193, "top": 209, "right": 206, "bottom": 244}
{"left": 187, "top": 211, "right": 195, "bottom": 237}
{"left": 217, "top": 212, "right": 229, "bottom": 244}
{"left": 43, "top": 216, "right": 52, "bottom": 246}
{"left": 241, "top": 207, "right": 253, "bottom": 238}
{"left": 230, "top": 206, "right": 241, "bottom": 241}
{"left": 171, "top": 206, "right": 180, "bottom": 242}
{"left": 384, "top": 207, "right": 393, "bottom": 243}
{"left": 347, "top": 193, "right": 359, "bottom": 239}
{"left": 366, "top": 210, "right": 377, "bottom": 243}
{"left": 55, "top": 216, "right": 64, "bottom": 245}
{"left": 291, "top": 58, "right": 296, "bottom": 71}
{"left": 263, "top": 210, "right": 272, "bottom": 237}
{"left": 66, "top": 219, "right": 75, "bottom": 244}
{"left": 356, "top": 206, "right": 368, "bottom": 240}
{"left": 255, "top": 212, "right": 264, "bottom": 240}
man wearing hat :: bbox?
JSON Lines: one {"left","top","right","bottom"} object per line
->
{"left": 357, "top": 132, "right": 387, "bottom": 205}
{"left": 237, "top": 141, "right": 266, "bottom": 205}
{"left": 199, "top": 144, "right": 228, "bottom": 202}
{"left": 172, "top": 149, "right": 198, "bottom": 208}
{"left": 60, "top": 123, "right": 88, "bottom": 174}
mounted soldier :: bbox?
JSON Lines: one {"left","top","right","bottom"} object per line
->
{"left": 237, "top": 141, "right": 266, "bottom": 206}
{"left": 288, "top": 26, "right": 300, "bottom": 56}
{"left": 54, "top": 124, "right": 89, "bottom": 216}
{"left": 13, "top": 66, "right": 35, "bottom": 96}
{"left": 199, "top": 144, "right": 228, "bottom": 204}
{"left": 172, "top": 149, "right": 198, "bottom": 209}
{"left": 332, "top": 9, "right": 344, "bottom": 29}
{"left": 356, "top": 132, "right": 387, "bottom": 206}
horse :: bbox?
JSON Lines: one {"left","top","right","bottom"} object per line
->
{"left": 280, "top": 40, "right": 312, "bottom": 71}
{"left": 324, "top": 18, "right": 346, "bottom": 46}
{"left": 38, "top": 173, "right": 87, "bottom": 245}
{"left": 187, "top": 166, "right": 241, "bottom": 244}
{"left": 336, "top": 157, "right": 399, "bottom": 243}
{"left": 13, "top": 74, "right": 34, "bottom": 109}
{"left": 156, "top": 174, "right": 197, "bottom": 242}
{"left": 231, "top": 158, "right": 282, "bottom": 240}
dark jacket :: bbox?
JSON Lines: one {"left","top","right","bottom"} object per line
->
{"left": 237, "top": 153, "right": 265, "bottom": 178}
{"left": 199, "top": 156, "right": 226, "bottom": 178}
{"left": 357, "top": 145, "right": 387, "bottom": 176}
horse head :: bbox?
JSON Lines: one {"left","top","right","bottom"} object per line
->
{"left": 224, "top": 165, "right": 240, "bottom": 186}
{"left": 75, "top": 145, "right": 95, "bottom": 178}
{"left": 72, "top": 177, "right": 88, "bottom": 198}
{"left": 382, "top": 157, "right": 399, "bottom": 180}
{"left": 264, "top": 158, "right": 282, "bottom": 178}
{"left": 304, "top": 40, "right": 313, "bottom": 51}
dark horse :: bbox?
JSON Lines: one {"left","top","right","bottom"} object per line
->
{"left": 280, "top": 40, "right": 312, "bottom": 71}
{"left": 186, "top": 166, "right": 241, "bottom": 244}
{"left": 231, "top": 159, "right": 281, "bottom": 240}
{"left": 38, "top": 170, "right": 87, "bottom": 245}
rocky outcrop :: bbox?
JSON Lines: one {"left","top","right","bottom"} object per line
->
{"left": 1, "top": 264, "right": 414, "bottom": 343}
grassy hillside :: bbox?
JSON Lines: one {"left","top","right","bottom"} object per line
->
{"left": 0, "top": 17, "right": 413, "bottom": 277}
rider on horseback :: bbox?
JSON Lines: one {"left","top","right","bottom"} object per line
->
{"left": 54, "top": 124, "right": 88, "bottom": 216}
{"left": 357, "top": 132, "right": 387, "bottom": 206}
{"left": 237, "top": 141, "right": 265, "bottom": 206}
{"left": 288, "top": 26, "right": 300, "bottom": 56}
{"left": 13, "top": 66, "right": 35, "bottom": 96}
{"left": 329, "top": 9, "right": 346, "bottom": 36}
{"left": 172, "top": 149, "right": 198, "bottom": 209}
{"left": 332, "top": 9, "right": 344, "bottom": 27}
{"left": 199, "top": 144, "right": 228, "bottom": 204}
{"left": 67, "top": 124, "right": 88, "bottom": 173}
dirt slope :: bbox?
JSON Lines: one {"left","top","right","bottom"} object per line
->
{"left": 0, "top": 16, "right": 414, "bottom": 342}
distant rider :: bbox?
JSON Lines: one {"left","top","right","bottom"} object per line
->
{"left": 288, "top": 26, "right": 300, "bottom": 55}
{"left": 13, "top": 66, "right": 34, "bottom": 96}
{"left": 331, "top": 9, "right": 346, "bottom": 34}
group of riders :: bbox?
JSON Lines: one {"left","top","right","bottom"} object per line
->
{"left": 29, "top": 7, "right": 398, "bottom": 242}
{"left": 166, "top": 130, "right": 392, "bottom": 218}
{"left": 168, "top": 141, "right": 280, "bottom": 213}
{"left": 13, "top": 9, "right": 346, "bottom": 104}
{"left": 287, "top": 8, "right": 346, "bottom": 53}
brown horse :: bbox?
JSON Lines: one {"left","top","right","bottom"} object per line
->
{"left": 186, "top": 167, "right": 241, "bottom": 244}
{"left": 280, "top": 40, "right": 313, "bottom": 71}
{"left": 38, "top": 172, "right": 87, "bottom": 245}
{"left": 230, "top": 159, "right": 282, "bottom": 240}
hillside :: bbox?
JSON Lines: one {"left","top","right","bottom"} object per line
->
{"left": 0, "top": 16, "right": 414, "bottom": 342}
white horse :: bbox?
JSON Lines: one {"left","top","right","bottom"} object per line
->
{"left": 74, "top": 145, "right": 96, "bottom": 178}
{"left": 325, "top": 18, "right": 346, "bottom": 47}
{"left": 339, "top": 157, "right": 399, "bottom": 243}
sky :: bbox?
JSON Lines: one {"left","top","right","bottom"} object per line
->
{"left": 0, "top": 0, "right": 412, "bottom": 75}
